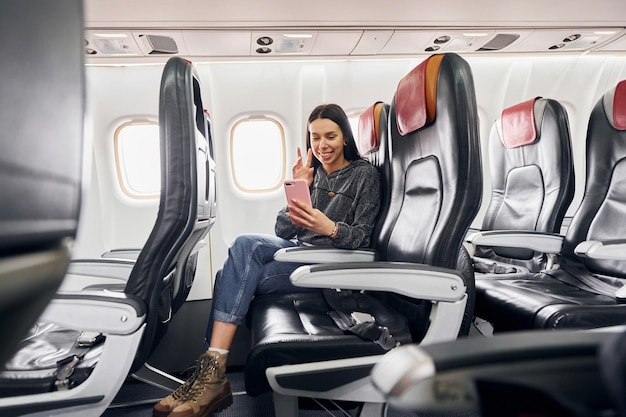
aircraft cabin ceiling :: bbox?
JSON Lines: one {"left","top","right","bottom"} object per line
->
{"left": 83, "top": 0, "right": 626, "bottom": 60}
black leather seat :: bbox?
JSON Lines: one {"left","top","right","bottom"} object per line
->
{"left": 474, "top": 80, "right": 626, "bottom": 333}
{"left": 0, "top": 0, "right": 85, "bottom": 369}
{"left": 371, "top": 326, "right": 623, "bottom": 417}
{"left": 469, "top": 97, "right": 575, "bottom": 274}
{"left": 0, "top": 57, "right": 216, "bottom": 416}
{"left": 244, "top": 52, "right": 482, "bottom": 416}
{"left": 357, "top": 101, "right": 391, "bottom": 240}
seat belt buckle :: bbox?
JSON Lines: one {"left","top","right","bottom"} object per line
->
{"left": 376, "top": 326, "right": 399, "bottom": 350}
{"left": 55, "top": 355, "right": 81, "bottom": 391}
{"left": 351, "top": 311, "right": 374, "bottom": 324}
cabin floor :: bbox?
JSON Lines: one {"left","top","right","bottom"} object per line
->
{"left": 102, "top": 367, "right": 473, "bottom": 417}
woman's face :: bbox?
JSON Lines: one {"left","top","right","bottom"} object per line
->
{"left": 309, "top": 118, "right": 346, "bottom": 171}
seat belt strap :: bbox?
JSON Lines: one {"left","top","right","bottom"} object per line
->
{"left": 323, "top": 289, "right": 399, "bottom": 350}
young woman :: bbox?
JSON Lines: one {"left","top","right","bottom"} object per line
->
{"left": 154, "top": 103, "right": 382, "bottom": 417}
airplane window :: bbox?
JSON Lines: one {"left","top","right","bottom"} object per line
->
{"left": 114, "top": 121, "right": 160, "bottom": 198}
{"left": 231, "top": 117, "right": 285, "bottom": 192}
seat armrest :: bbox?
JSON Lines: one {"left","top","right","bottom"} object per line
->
{"left": 371, "top": 330, "right": 616, "bottom": 413}
{"left": 62, "top": 260, "right": 135, "bottom": 291}
{"left": 467, "top": 230, "right": 564, "bottom": 254}
{"left": 574, "top": 240, "right": 626, "bottom": 261}
{"left": 291, "top": 262, "right": 468, "bottom": 344}
{"left": 575, "top": 240, "right": 626, "bottom": 300}
{"left": 39, "top": 290, "right": 146, "bottom": 335}
{"left": 101, "top": 249, "right": 141, "bottom": 260}
{"left": 274, "top": 246, "right": 375, "bottom": 263}
{"left": 68, "top": 259, "right": 135, "bottom": 278}
{"left": 290, "top": 262, "right": 465, "bottom": 302}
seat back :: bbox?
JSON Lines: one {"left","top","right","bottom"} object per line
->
{"left": 124, "top": 57, "right": 215, "bottom": 371}
{"left": 561, "top": 80, "right": 626, "bottom": 277}
{"left": 0, "top": 0, "right": 84, "bottom": 367}
{"left": 476, "top": 98, "right": 575, "bottom": 271}
{"left": 357, "top": 101, "right": 391, "bottom": 242}
{"left": 376, "top": 53, "right": 482, "bottom": 337}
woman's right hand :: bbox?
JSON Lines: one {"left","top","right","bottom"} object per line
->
{"left": 292, "top": 147, "right": 314, "bottom": 186}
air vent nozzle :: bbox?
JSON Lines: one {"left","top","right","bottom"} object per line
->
{"left": 477, "top": 34, "right": 520, "bottom": 51}
{"left": 139, "top": 34, "right": 178, "bottom": 54}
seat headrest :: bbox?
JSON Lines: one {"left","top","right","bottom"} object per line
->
{"left": 395, "top": 54, "right": 444, "bottom": 135}
{"left": 499, "top": 97, "right": 545, "bottom": 149}
{"left": 603, "top": 80, "right": 626, "bottom": 130}
{"left": 358, "top": 101, "right": 385, "bottom": 155}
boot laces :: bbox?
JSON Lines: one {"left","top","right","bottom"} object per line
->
{"left": 171, "top": 354, "right": 215, "bottom": 401}
{"left": 185, "top": 355, "right": 220, "bottom": 402}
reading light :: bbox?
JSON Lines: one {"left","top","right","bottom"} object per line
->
{"left": 563, "top": 34, "right": 581, "bottom": 42}
{"left": 256, "top": 36, "right": 273, "bottom": 46}
{"left": 549, "top": 43, "right": 566, "bottom": 50}
{"left": 93, "top": 33, "right": 129, "bottom": 38}
{"left": 283, "top": 34, "right": 313, "bottom": 38}
{"left": 462, "top": 32, "right": 489, "bottom": 37}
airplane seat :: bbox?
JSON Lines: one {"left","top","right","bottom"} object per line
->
{"left": 243, "top": 52, "right": 482, "bottom": 416}
{"left": 474, "top": 79, "right": 626, "bottom": 333}
{"left": 357, "top": 101, "right": 391, "bottom": 240}
{"left": 357, "top": 100, "right": 389, "bottom": 169}
{"left": 469, "top": 97, "right": 575, "bottom": 274}
{"left": 0, "top": 0, "right": 85, "bottom": 367}
{"left": 370, "top": 326, "right": 622, "bottom": 417}
{"left": 0, "top": 0, "right": 85, "bottom": 369}
{"left": 0, "top": 57, "right": 215, "bottom": 416}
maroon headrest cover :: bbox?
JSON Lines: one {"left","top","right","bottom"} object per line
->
{"left": 614, "top": 80, "right": 626, "bottom": 130}
{"left": 395, "top": 54, "right": 442, "bottom": 135}
{"left": 358, "top": 101, "right": 383, "bottom": 155}
{"left": 500, "top": 97, "right": 539, "bottom": 149}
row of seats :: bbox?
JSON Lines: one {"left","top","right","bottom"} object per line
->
{"left": 243, "top": 57, "right": 626, "bottom": 416}
{"left": 369, "top": 80, "right": 626, "bottom": 416}
{"left": 472, "top": 80, "right": 626, "bottom": 333}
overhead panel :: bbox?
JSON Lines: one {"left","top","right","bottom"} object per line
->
{"left": 183, "top": 31, "right": 252, "bottom": 56}
{"left": 85, "top": 30, "right": 142, "bottom": 56}
{"left": 424, "top": 31, "right": 497, "bottom": 53}
{"left": 250, "top": 32, "right": 318, "bottom": 56}
{"left": 505, "top": 28, "right": 624, "bottom": 52}
{"left": 379, "top": 31, "right": 434, "bottom": 55}
{"left": 131, "top": 30, "right": 188, "bottom": 55}
{"left": 350, "top": 30, "right": 393, "bottom": 55}
{"left": 311, "top": 31, "right": 363, "bottom": 55}
{"left": 597, "top": 30, "right": 626, "bottom": 51}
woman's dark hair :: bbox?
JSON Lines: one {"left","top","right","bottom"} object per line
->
{"left": 306, "top": 104, "right": 362, "bottom": 168}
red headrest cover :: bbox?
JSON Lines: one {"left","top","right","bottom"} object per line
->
{"left": 358, "top": 101, "right": 384, "bottom": 155}
{"left": 614, "top": 80, "right": 626, "bottom": 130}
{"left": 500, "top": 97, "right": 539, "bottom": 149}
{"left": 395, "top": 54, "right": 443, "bottom": 135}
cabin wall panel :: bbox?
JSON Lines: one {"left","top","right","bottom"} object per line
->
{"left": 75, "top": 55, "right": 626, "bottom": 302}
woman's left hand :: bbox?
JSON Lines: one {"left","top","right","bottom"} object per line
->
{"left": 286, "top": 199, "right": 335, "bottom": 236}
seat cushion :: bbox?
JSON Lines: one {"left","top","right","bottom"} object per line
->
{"left": 244, "top": 292, "right": 413, "bottom": 396}
{"left": 475, "top": 270, "right": 626, "bottom": 331}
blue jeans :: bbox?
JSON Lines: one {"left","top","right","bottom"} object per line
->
{"left": 205, "top": 233, "right": 319, "bottom": 346}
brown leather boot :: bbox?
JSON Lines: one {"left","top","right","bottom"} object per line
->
{"left": 152, "top": 351, "right": 226, "bottom": 417}
{"left": 168, "top": 351, "right": 233, "bottom": 417}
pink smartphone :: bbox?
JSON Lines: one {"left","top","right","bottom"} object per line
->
{"left": 284, "top": 179, "right": 312, "bottom": 207}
